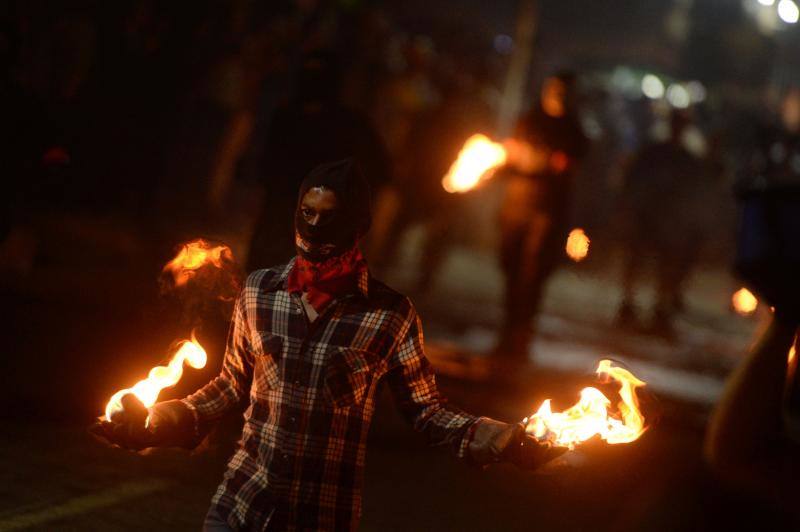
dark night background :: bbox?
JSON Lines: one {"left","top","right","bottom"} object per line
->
{"left": 1, "top": 0, "right": 799, "bottom": 530}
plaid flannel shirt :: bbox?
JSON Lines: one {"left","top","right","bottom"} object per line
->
{"left": 183, "top": 259, "right": 477, "bottom": 531}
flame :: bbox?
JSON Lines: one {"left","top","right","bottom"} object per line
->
{"left": 162, "top": 239, "right": 233, "bottom": 288}
{"left": 732, "top": 287, "right": 758, "bottom": 316}
{"left": 442, "top": 134, "right": 507, "bottom": 193}
{"left": 104, "top": 337, "right": 207, "bottom": 420}
{"left": 565, "top": 228, "right": 590, "bottom": 262}
{"left": 524, "top": 359, "right": 647, "bottom": 449}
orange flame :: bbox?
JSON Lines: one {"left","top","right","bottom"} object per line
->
{"left": 104, "top": 337, "right": 207, "bottom": 420}
{"left": 442, "top": 134, "right": 507, "bottom": 193}
{"left": 524, "top": 360, "right": 647, "bottom": 449}
{"left": 732, "top": 287, "right": 757, "bottom": 316}
{"left": 565, "top": 228, "right": 590, "bottom": 262}
{"left": 162, "top": 239, "right": 233, "bottom": 288}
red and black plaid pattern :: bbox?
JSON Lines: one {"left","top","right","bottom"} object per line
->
{"left": 183, "top": 259, "right": 477, "bottom": 531}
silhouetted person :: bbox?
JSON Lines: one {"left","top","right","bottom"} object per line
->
{"left": 616, "top": 111, "right": 711, "bottom": 338}
{"left": 247, "top": 52, "right": 390, "bottom": 272}
{"left": 496, "top": 71, "right": 589, "bottom": 359}
{"left": 369, "top": 75, "right": 492, "bottom": 291}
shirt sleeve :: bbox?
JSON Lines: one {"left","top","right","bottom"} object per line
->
{"left": 384, "top": 300, "right": 479, "bottom": 458}
{"left": 182, "top": 291, "right": 254, "bottom": 433}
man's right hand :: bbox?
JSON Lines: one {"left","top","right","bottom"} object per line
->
{"left": 90, "top": 395, "right": 197, "bottom": 451}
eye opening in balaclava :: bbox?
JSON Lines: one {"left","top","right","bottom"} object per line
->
{"left": 295, "top": 158, "right": 371, "bottom": 263}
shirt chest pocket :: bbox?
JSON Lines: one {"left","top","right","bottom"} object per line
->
{"left": 323, "top": 348, "right": 376, "bottom": 409}
{"left": 254, "top": 333, "right": 282, "bottom": 393}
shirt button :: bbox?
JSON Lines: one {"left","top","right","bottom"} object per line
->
{"left": 282, "top": 453, "right": 289, "bottom": 460}
{"left": 289, "top": 416, "right": 296, "bottom": 424}
{"left": 293, "top": 380, "right": 300, "bottom": 386}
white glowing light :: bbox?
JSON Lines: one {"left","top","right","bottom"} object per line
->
{"left": 641, "top": 74, "right": 665, "bottom": 99}
{"left": 778, "top": 0, "right": 799, "bottom": 23}
{"left": 666, "top": 84, "right": 691, "bottom": 109}
{"left": 612, "top": 67, "right": 640, "bottom": 98}
{"left": 758, "top": 0, "right": 775, "bottom": 5}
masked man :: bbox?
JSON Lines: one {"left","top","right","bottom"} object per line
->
{"left": 99, "top": 159, "right": 562, "bottom": 531}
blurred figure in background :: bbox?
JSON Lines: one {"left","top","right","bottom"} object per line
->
{"left": 247, "top": 51, "right": 391, "bottom": 272}
{"left": 495, "top": 71, "right": 589, "bottom": 360}
{"left": 368, "top": 65, "right": 493, "bottom": 292}
{"left": 615, "top": 110, "right": 715, "bottom": 338}
{"left": 365, "top": 35, "right": 441, "bottom": 276}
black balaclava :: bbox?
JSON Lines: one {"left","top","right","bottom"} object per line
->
{"left": 295, "top": 158, "right": 371, "bottom": 263}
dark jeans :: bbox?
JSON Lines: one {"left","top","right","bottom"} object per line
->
{"left": 497, "top": 218, "right": 561, "bottom": 357}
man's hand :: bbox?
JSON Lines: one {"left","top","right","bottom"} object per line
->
{"left": 90, "top": 395, "right": 197, "bottom": 451}
{"left": 468, "top": 418, "right": 566, "bottom": 470}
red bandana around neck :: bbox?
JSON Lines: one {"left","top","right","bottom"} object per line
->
{"left": 287, "top": 246, "right": 367, "bottom": 313}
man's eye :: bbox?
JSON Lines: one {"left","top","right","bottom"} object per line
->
{"left": 301, "top": 208, "right": 314, "bottom": 218}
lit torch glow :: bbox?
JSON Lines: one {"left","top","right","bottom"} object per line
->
{"left": 104, "top": 337, "right": 207, "bottom": 421}
{"left": 565, "top": 228, "right": 590, "bottom": 262}
{"left": 162, "top": 239, "right": 234, "bottom": 288}
{"left": 732, "top": 287, "right": 757, "bottom": 316}
{"left": 442, "top": 134, "right": 507, "bottom": 193}
{"left": 524, "top": 359, "right": 647, "bottom": 449}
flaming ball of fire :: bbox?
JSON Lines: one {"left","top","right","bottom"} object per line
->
{"left": 442, "top": 134, "right": 507, "bottom": 193}
{"left": 565, "top": 228, "right": 590, "bottom": 262}
{"left": 524, "top": 360, "right": 647, "bottom": 450}
{"left": 162, "top": 239, "right": 234, "bottom": 289}
{"left": 732, "top": 287, "right": 758, "bottom": 316}
{"left": 104, "top": 337, "right": 207, "bottom": 421}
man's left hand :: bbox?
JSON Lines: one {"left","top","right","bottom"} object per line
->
{"left": 468, "top": 418, "right": 566, "bottom": 470}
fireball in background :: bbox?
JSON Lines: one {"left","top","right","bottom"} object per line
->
{"left": 565, "top": 228, "right": 590, "bottom": 262}
{"left": 732, "top": 287, "right": 758, "bottom": 316}
{"left": 441, "top": 134, "right": 507, "bottom": 193}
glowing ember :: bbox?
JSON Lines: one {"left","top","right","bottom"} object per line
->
{"left": 524, "top": 360, "right": 647, "bottom": 449}
{"left": 162, "top": 239, "right": 233, "bottom": 288}
{"left": 565, "top": 228, "right": 590, "bottom": 262}
{"left": 104, "top": 337, "right": 207, "bottom": 421}
{"left": 442, "top": 134, "right": 507, "bottom": 193}
{"left": 732, "top": 287, "right": 758, "bottom": 316}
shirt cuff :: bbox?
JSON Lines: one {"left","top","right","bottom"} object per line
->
{"left": 179, "top": 398, "right": 202, "bottom": 441}
{"left": 458, "top": 416, "right": 485, "bottom": 460}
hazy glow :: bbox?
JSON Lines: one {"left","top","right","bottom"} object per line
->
{"left": 687, "top": 81, "right": 707, "bottom": 103}
{"left": 642, "top": 74, "right": 665, "bottom": 99}
{"left": 758, "top": 0, "right": 775, "bottom": 5}
{"left": 778, "top": 0, "right": 799, "bottom": 22}
{"left": 666, "top": 84, "right": 691, "bottom": 109}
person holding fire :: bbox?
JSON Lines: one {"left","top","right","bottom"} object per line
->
{"left": 97, "top": 158, "right": 562, "bottom": 531}
{"left": 495, "top": 71, "right": 589, "bottom": 360}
